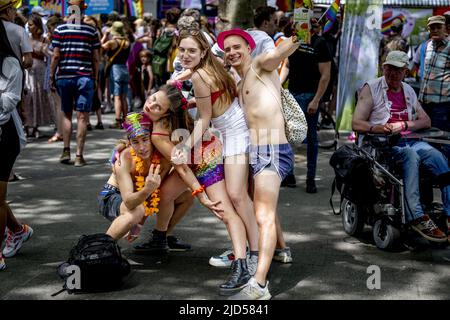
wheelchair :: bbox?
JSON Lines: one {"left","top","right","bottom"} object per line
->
{"left": 339, "top": 133, "right": 448, "bottom": 250}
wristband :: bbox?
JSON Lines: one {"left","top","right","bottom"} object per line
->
{"left": 369, "top": 126, "right": 374, "bottom": 133}
{"left": 192, "top": 185, "right": 205, "bottom": 197}
{"left": 404, "top": 121, "right": 408, "bottom": 131}
{"left": 400, "top": 122, "right": 405, "bottom": 131}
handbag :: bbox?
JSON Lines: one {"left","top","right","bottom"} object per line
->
{"left": 250, "top": 64, "right": 308, "bottom": 146}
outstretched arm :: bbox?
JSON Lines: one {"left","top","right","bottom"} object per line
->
{"left": 256, "top": 36, "right": 301, "bottom": 73}
{"left": 152, "top": 135, "right": 223, "bottom": 216}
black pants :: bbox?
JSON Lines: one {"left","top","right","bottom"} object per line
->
{"left": 0, "top": 117, "right": 20, "bottom": 182}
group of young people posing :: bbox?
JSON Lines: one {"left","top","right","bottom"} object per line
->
{"left": 98, "top": 26, "right": 301, "bottom": 300}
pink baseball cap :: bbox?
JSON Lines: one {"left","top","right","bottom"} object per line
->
{"left": 217, "top": 28, "right": 256, "bottom": 52}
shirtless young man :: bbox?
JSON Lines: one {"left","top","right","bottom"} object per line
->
{"left": 99, "top": 112, "right": 164, "bottom": 241}
{"left": 217, "top": 29, "right": 300, "bottom": 300}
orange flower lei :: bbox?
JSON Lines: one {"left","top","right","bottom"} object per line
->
{"left": 130, "top": 148, "right": 161, "bottom": 216}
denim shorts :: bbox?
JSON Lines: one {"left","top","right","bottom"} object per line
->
{"left": 98, "top": 184, "right": 122, "bottom": 222}
{"left": 56, "top": 76, "right": 94, "bottom": 113}
{"left": 249, "top": 144, "right": 294, "bottom": 181}
{"left": 110, "top": 64, "right": 129, "bottom": 96}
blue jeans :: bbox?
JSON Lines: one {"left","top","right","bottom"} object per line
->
{"left": 291, "top": 92, "right": 319, "bottom": 179}
{"left": 391, "top": 140, "right": 450, "bottom": 222}
{"left": 423, "top": 101, "right": 450, "bottom": 162}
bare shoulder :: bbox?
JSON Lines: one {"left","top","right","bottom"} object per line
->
{"left": 358, "top": 84, "right": 373, "bottom": 102}
{"left": 153, "top": 119, "right": 171, "bottom": 135}
{"left": 192, "top": 68, "right": 212, "bottom": 85}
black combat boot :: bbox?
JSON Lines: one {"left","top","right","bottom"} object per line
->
{"left": 133, "top": 229, "right": 169, "bottom": 254}
{"left": 219, "top": 258, "right": 251, "bottom": 296}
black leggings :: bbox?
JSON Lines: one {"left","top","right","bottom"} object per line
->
{"left": 0, "top": 117, "right": 20, "bottom": 182}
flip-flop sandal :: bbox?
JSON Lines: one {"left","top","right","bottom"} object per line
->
{"left": 48, "top": 135, "right": 63, "bottom": 143}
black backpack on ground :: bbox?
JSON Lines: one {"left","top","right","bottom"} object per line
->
{"left": 329, "top": 144, "right": 378, "bottom": 214}
{"left": 53, "top": 233, "right": 130, "bottom": 295}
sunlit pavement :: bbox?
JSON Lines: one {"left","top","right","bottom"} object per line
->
{"left": 1, "top": 113, "right": 450, "bottom": 300}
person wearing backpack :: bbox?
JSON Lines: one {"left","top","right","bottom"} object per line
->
{"left": 152, "top": 8, "right": 179, "bottom": 88}
{"left": 352, "top": 50, "right": 450, "bottom": 244}
{"left": 102, "top": 21, "right": 131, "bottom": 129}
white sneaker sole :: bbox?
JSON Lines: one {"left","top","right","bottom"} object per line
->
{"left": 209, "top": 258, "right": 233, "bottom": 267}
{"left": 219, "top": 283, "right": 248, "bottom": 296}
{"left": 273, "top": 256, "right": 293, "bottom": 263}
{"left": 257, "top": 292, "right": 272, "bottom": 300}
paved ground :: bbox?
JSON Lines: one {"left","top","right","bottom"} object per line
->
{"left": 1, "top": 113, "right": 450, "bottom": 300}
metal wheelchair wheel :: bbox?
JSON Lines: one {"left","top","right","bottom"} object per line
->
{"left": 373, "top": 219, "right": 400, "bottom": 250}
{"left": 341, "top": 199, "right": 365, "bottom": 236}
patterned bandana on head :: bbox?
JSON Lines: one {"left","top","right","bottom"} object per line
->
{"left": 122, "top": 112, "right": 152, "bottom": 139}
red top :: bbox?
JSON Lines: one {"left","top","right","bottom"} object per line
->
{"left": 387, "top": 88, "right": 408, "bottom": 123}
{"left": 211, "top": 90, "right": 225, "bottom": 105}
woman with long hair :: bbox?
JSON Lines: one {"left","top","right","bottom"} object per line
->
{"left": 142, "top": 83, "right": 252, "bottom": 296}
{"left": 0, "top": 20, "right": 33, "bottom": 271}
{"left": 23, "top": 14, "right": 53, "bottom": 138}
{"left": 174, "top": 29, "right": 259, "bottom": 274}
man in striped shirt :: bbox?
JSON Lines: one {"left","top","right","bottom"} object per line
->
{"left": 49, "top": 0, "right": 100, "bottom": 167}
{"left": 419, "top": 16, "right": 450, "bottom": 142}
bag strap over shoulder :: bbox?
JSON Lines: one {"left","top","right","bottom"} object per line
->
{"left": 249, "top": 64, "right": 283, "bottom": 108}
{"left": 108, "top": 39, "right": 126, "bottom": 64}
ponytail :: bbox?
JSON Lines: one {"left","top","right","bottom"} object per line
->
{"left": 159, "top": 84, "right": 194, "bottom": 133}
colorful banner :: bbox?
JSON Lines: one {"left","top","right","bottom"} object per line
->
{"left": 293, "top": 0, "right": 314, "bottom": 45}
{"left": 123, "top": 0, "right": 143, "bottom": 17}
{"left": 84, "top": 0, "right": 115, "bottom": 15}
{"left": 32, "top": 0, "right": 62, "bottom": 14}
{"left": 323, "top": 0, "right": 340, "bottom": 33}
{"left": 336, "top": 0, "right": 383, "bottom": 131}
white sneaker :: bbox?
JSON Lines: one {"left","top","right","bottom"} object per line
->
{"left": 228, "top": 277, "right": 271, "bottom": 300}
{"left": 209, "top": 249, "right": 235, "bottom": 267}
{"left": 2, "top": 224, "right": 33, "bottom": 258}
{"left": 273, "top": 247, "right": 293, "bottom": 263}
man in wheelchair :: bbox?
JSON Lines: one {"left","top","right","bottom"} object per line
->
{"left": 352, "top": 51, "right": 450, "bottom": 243}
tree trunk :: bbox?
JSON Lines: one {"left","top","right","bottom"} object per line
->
{"left": 219, "top": 0, "right": 267, "bottom": 30}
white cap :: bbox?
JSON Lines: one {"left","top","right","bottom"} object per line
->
{"left": 32, "top": 6, "right": 48, "bottom": 17}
